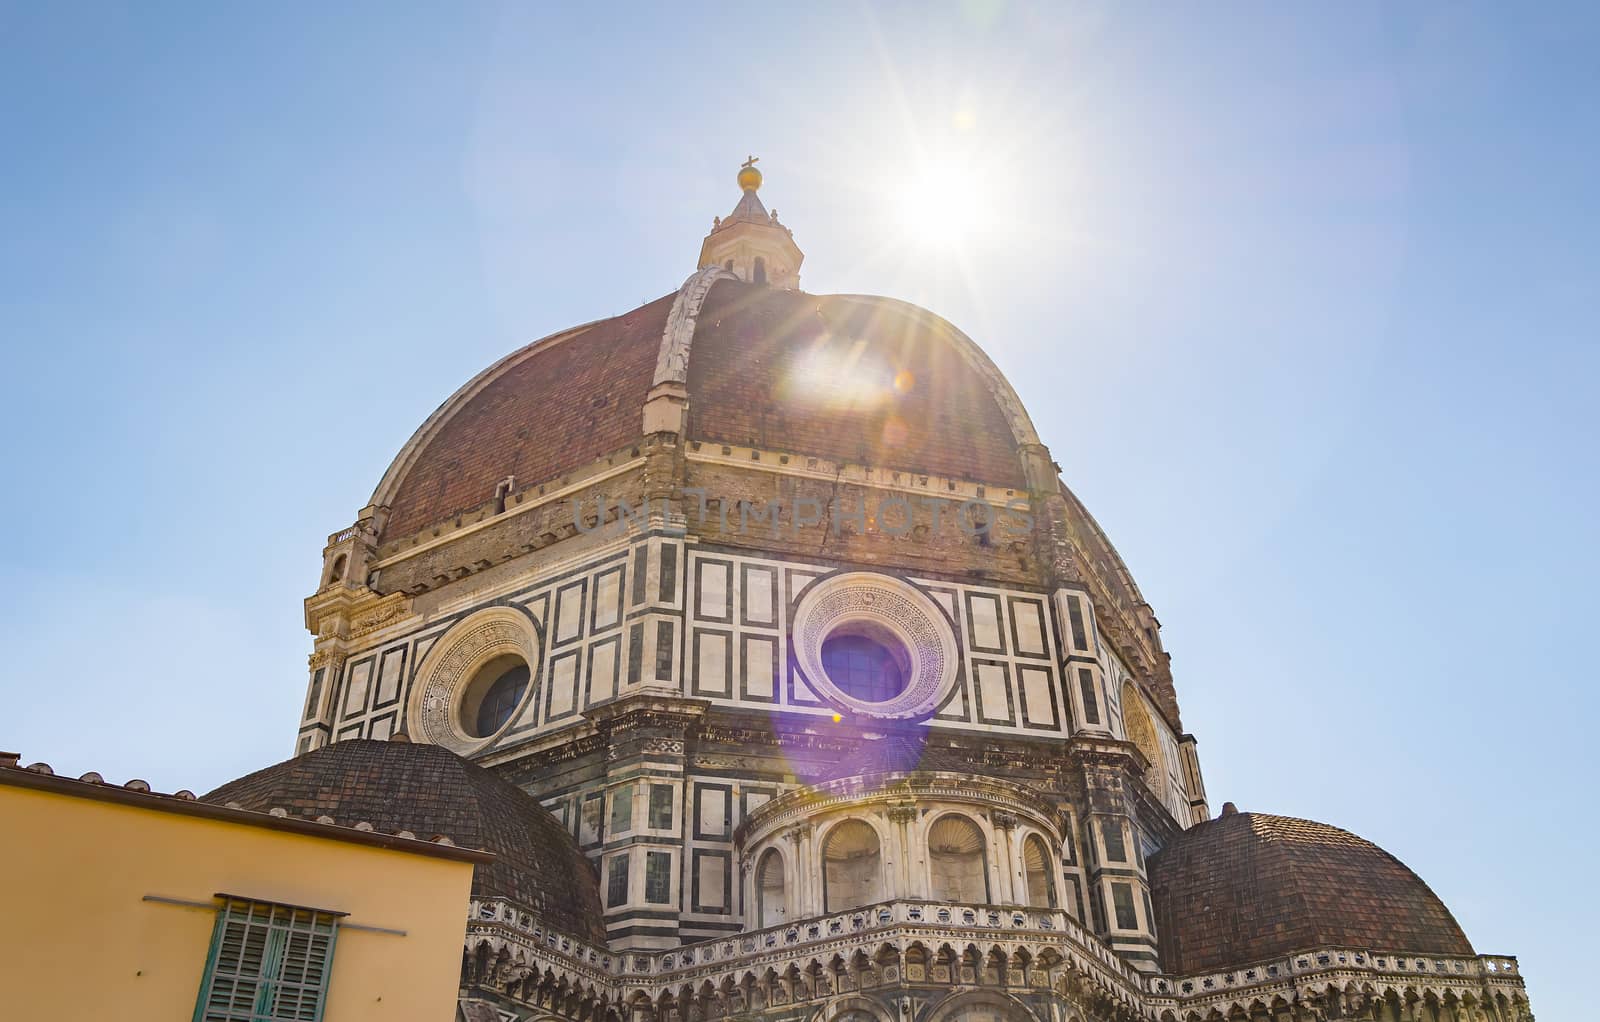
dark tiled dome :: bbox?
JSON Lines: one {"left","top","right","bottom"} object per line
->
{"left": 205, "top": 739, "right": 604, "bottom": 943}
{"left": 1148, "top": 809, "right": 1474, "bottom": 974}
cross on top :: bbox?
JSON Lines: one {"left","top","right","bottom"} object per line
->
{"left": 742, "top": 155, "right": 760, "bottom": 169}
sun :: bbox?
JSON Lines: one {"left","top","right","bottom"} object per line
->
{"left": 896, "top": 159, "right": 988, "bottom": 250}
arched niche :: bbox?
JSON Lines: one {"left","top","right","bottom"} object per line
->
{"left": 822, "top": 820, "right": 884, "bottom": 913}
{"left": 756, "top": 847, "right": 787, "bottom": 927}
{"left": 927, "top": 814, "right": 988, "bottom": 903}
{"left": 924, "top": 990, "right": 1042, "bottom": 1022}
{"left": 1021, "top": 833, "right": 1057, "bottom": 909}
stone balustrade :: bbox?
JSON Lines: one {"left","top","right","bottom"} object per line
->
{"left": 465, "top": 897, "right": 1528, "bottom": 1021}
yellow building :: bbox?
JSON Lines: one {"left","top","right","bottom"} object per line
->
{"left": 0, "top": 746, "right": 491, "bottom": 1022}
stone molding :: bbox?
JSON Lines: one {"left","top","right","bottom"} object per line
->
{"left": 789, "top": 572, "right": 959, "bottom": 721}
{"left": 407, "top": 606, "right": 542, "bottom": 755}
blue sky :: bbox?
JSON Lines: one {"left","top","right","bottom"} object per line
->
{"left": 2, "top": 2, "right": 1593, "bottom": 1012}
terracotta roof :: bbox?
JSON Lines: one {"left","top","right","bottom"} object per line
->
{"left": 381, "top": 292, "right": 676, "bottom": 540}
{"left": 686, "top": 281, "right": 1028, "bottom": 488}
{"left": 375, "top": 280, "right": 1030, "bottom": 543}
{"left": 1148, "top": 810, "right": 1474, "bottom": 974}
{"left": 205, "top": 740, "right": 604, "bottom": 943}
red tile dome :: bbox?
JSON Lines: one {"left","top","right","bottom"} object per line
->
{"left": 1148, "top": 810, "right": 1475, "bottom": 974}
{"left": 683, "top": 280, "right": 1028, "bottom": 490}
{"left": 372, "top": 277, "right": 1036, "bottom": 544}
{"left": 378, "top": 291, "right": 679, "bottom": 541}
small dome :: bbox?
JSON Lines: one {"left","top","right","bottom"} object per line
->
{"left": 1148, "top": 811, "right": 1474, "bottom": 974}
{"left": 204, "top": 740, "right": 604, "bottom": 943}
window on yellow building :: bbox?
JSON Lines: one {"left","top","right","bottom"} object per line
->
{"left": 192, "top": 896, "right": 340, "bottom": 1022}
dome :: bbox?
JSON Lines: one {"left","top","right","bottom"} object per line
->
{"left": 1147, "top": 809, "right": 1474, "bottom": 974}
{"left": 371, "top": 276, "right": 1034, "bottom": 546}
{"left": 684, "top": 281, "right": 1028, "bottom": 488}
{"left": 204, "top": 739, "right": 604, "bottom": 943}
{"left": 378, "top": 291, "right": 679, "bottom": 541}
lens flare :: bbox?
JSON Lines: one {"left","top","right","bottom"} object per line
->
{"left": 897, "top": 161, "right": 986, "bottom": 250}
{"left": 881, "top": 415, "right": 909, "bottom": 448}
{"left": 780, "top": 338, "right": 895, "bottom": 411}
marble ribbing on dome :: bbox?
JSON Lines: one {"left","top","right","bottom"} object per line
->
{"left": 380, "top": 292, "right": 677, "bottom": 541}
{"left": 1147, "top": 811, "right": 1474, "bottom": 975}
{"left": 685, "top": 280, "right": 1028, "bottom": 489}
{"left": 204, "top": 740, "right": 605, "bottom": 943}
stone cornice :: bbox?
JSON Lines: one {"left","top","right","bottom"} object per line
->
{"left": 304, "top": 584, "right": 414, "bottom": 642}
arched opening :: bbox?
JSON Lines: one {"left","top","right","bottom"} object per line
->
{"left": 924, "top": 991, "right": 1035, "bottom": 1022}
{"left": 459, "top": 654, "right": 531, "bottom": 737}
{"left": 326, "top": 554, "right": 347, "bottom": 586}
{"left": 756, "top": 848, "right": 787, "bottom": 927}
{"left": 1022, "top": 835, "right": 1056, "bottom": 908}
{"left": 753, "top": 257, "right": 767, "bottom": 284}
{"left": 927, "top": 815, "right": 988, "bottom": 903}
{"left": 823, "top": 820, "right": 883, "bottom": 912}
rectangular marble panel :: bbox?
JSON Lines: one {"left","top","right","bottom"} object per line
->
{"left": 741, "top": 634, "right": 778, "bottom": 702}
{"left": 547, "top": 651, "right": 580, "bottom": 719}
{"left": 692, "top": 630, "right": 731, "bottom": 697}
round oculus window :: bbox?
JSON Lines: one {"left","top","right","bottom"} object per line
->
{"left": 789, "top": 571, "right": 959, "bottom": 720}
{"left": 460, "top": 657, "right": 530, "bottom": 738}
{"left": 820, "top": 631, "right": 910, "bottom": 703}
{"left": 409, "top": 607, "right": 542, "bottom": 753}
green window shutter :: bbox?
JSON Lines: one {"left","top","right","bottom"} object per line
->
{"left": 193, "top": 897, "right": 340, "bottom": 1022}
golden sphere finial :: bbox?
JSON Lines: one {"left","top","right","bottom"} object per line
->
{"left": 738, "top": 154, "right": 762, "bottom": 191}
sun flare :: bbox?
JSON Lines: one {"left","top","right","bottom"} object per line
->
{"left": 897, "top": 160, "right": 988, "bottom": 249}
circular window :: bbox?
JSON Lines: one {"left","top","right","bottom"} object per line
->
{"left": 821, "top": 629, "right": 910, "bottom": 703}
{"left": 409, "top": 607, "right": 542, "bottom": 753}
{"left": 790, "top": 572, "right": 958, "bottom": 720}
{"left": 459, "top": 655, "right": 530, "bottom": 738}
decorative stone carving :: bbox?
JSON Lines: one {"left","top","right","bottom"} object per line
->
{"left": 790, "top": 572, "right": 959, "bottom": 721}
{"left": 654, "top": 265, "right": 737, "bottom": 387}
{"left": 407, "top": 607, "right": 542, "bottom": 754}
